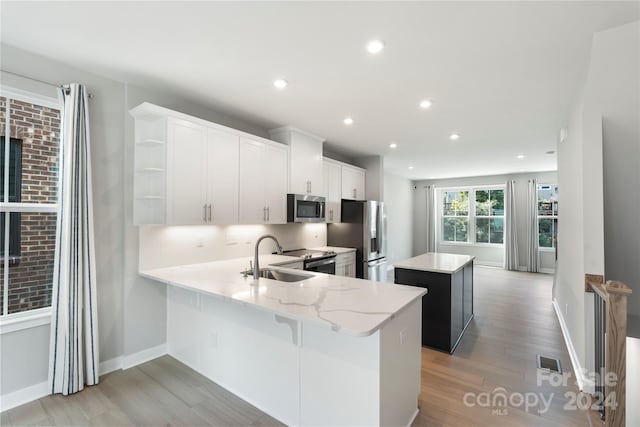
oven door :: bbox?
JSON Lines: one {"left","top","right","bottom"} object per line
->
{"left": 305, "top": 257, "right": 336, "bottom": 275}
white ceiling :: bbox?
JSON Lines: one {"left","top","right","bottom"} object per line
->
{"left": 1, "top": 1, "right": 638, "bottom": 179}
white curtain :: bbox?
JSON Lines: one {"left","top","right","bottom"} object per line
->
{"left": 526, "top": 179, "right": 540, "bottom": 273}
{"left": 504, "top": 180, "right": 519, "bottom": 270}
{"left": 425, "top": 185, "right": 436, "bottom": 252}
{"left": 49, "top": 83, "right": 99, "bottom": 395}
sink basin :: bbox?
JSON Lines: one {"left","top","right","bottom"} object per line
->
{"left": 247, "top": 268, "right": 313, "bottom": 282}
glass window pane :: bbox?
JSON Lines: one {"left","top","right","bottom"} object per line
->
{"left": 490, "top": 218, "right": 504, "bottom": 244}
{"left": 7, "top": 99, "right": 60, "bottom": 204}
{"left": 455, "top": 218, "right": 468, "bottom": 242}
{"left": 443, "top": 218, "right": 455, "bottom": 241}
{"left": 475, "top": 190, "right": 490, "bottom": 216}
{"left": 0, "top": 212, "right": 5, "bottom": 313}
{"left": 443, "top": 191, "right": 469, "bottom": 216}
{"left": 491, "top": 190, "right": 504, "bottom": 216}
{"left": 537, "top": 185, "right": 558, "bottom": 216}
{"left": 7, "top": 212, "right": 56, "bottom": 314}
{"left": 476, "top": 218, "right": 489, "bottom": 243}
{"left": 539, "top": 218, "right": 553, "bottom": 248}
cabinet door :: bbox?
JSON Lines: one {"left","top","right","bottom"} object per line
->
{"left": 263, "top": 143, "right": 288, "bottom": 224}
{"left": 335, "top": 263, "right": 346, "bottom": 277}
{"left": 207, "top": 129, "right": 239, "bottom": 224}
{"left": 324, "top": 161, "right": 342, "bottom": 222}
{"left": 290, "top": 136, "right": 323, "bottom": 195}
{"left": 166, "top": 118, "right": 207, "bottom": 225}
{"left": 341, "top": 166, "right": 365, "bottom": 200}
{"left": 239, "top": 138, "right": 267, "bottom": 224}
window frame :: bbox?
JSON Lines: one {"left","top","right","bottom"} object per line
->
{"left": 537, "top": 183, "right": 558, "bottom": 251}
{"left": 0, "top": 85, "right": 62, "bottom": 328}
{"left": 438, "top": 184, "right": 506, "bottom": 247}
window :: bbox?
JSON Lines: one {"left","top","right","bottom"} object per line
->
{"left": 440, "top": 187, "right": 505, "bottom": 245}
{"left": 1, "top": 92, "right": 61, "bottom": 316}
{"left": 442, "top": 190, "right": 469, "bottom": 242}
{"left": 537, "top": 184, "right": 558, "bottom": 248}
{"left": 474, "top": 189, "right": 504, "bottom": 244}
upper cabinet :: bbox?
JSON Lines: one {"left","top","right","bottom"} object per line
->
{"left": 130, "top": 102, "right": 282, "bottom": 226}
{"left": 323, "top": 159, "right": 342, "bottom": 223}
{"left": 269, "top": 127, "right": 324, "bottom": 195}
{"left": 341, "top": 164, "right": 366, "bottom": 200}
{"left": 238, "top": 137, "right": 288, "bottom": 224}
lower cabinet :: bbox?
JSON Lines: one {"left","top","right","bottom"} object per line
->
{"left": 394, "top": 261, "right": 474, "bottom": 353}
{"left": 335, "top": 251, "right": 356, "bottom": 277}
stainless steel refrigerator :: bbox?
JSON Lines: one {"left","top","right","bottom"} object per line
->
{"left": 327, "top": 200, "right": 388, "bottom": 281}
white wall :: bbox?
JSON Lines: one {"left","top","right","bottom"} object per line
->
{"left": 553, "top": 21, "right": 640, "bottom": 391}
{"left": 383, "top": 173, "right": 413, "bottom": 264}
{"left": 0, "top": 45, "right": 127, "bottom": 397}
{"left": 594, "top": 22, "right": 640, "bottom": 317}
{"left": 413, "top": 171, "right": 557, "bottom": 271}
{"left": 355, "top": 155, "right": 384, "bottom": 201}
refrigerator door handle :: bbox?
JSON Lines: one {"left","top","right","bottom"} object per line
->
{"left": 367, "top": 258, "right": 388, "bottom": 268}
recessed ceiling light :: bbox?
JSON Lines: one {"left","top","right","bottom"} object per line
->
{"left": 366, "top": 40, "right": 385, "bottom": 54}
{"left": 408, "top": 166, "right": 414, "bottom": 170}
{"left": 343, "top": 117, "right": 354, "bottom": 125}
{"left": 389, "top": 143, "right": 398, "bottom": 148}
{"left": 546, "top": 150, "right": 556, "bottom": 155}
{"left": 419, "top": 99, "right": 433, "bottom": 109}
{"left": 516, "top": 154, "right": 525, "bottom": 159}
{"left": 273, "top": 79, "right": 288, "bottom": 89}
{"left": 449, "top": 133, "right": 460, "bottom": 141}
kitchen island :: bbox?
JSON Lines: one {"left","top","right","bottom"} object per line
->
{"left": 394, "top": 253, "right": 474, "bottom": 353}
{"left": 142, "top": 255, "right": 426, "bottom": 427}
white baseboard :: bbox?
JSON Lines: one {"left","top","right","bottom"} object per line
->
{"left": 1, "top": 343, "right": 168, "bottom": 413}
{"left": 475, "top": 261, "right": 504, "bottom": 268}
{"left": 121, "top": 343, "right": 167, "bottom": 370}
{"left": 0, "top": 381, "right": 48, "bottom": 412}
{"left": 517, "top": 265, "right": 555, "bottom": 274}
{"left": 552, "top": 299, "right": 594, "bottom": 393}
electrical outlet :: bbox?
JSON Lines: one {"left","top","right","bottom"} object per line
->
{"left": 565, "top": 303, "right": 568, "bottom": 316}
{"left": 400, "top": 329, "right": 408, "bottom": 345}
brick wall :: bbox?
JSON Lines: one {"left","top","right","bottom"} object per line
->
{"left": 0, "top": 97, "right": 60, "bottom": 314}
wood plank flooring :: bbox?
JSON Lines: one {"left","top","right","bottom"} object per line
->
{"left": 3, "top": 267, "right": 590, "bottom": 426}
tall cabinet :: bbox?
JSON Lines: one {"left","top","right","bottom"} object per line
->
{"left": 323, "top": 159, "right": 342, "bottom": 223}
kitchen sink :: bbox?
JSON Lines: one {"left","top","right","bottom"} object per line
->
{"left": 247, "top": 268, "right": 314, "bottom": 283}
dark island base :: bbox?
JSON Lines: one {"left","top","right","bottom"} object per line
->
{"left": 394, "top": 261, "right": 474, "bottom": 353}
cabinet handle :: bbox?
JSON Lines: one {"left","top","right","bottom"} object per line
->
{"left": 330, "top": 209, "right": 333, "bottom": 221}
{"left": 267, "top": 206, "right": 270, "bottom": 221}
{"left": 203, "top": 204, "right": 207, "bottom": 223}
{"left": 353, "top": 188, "right": 357, "bottom": 199}
{"left": 208, "top": 204, "right": 212, "bottom": 223}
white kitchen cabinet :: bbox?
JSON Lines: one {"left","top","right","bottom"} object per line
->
{"left": 341, "top": 164, "right": 366, "bottom": 200}
{"left": 131, "top": 111, "right": 241, "bottom": 225}
{"left": 239, "top": 137, "right": 288, "bottom": 224}
{"left": 207, "top": 128, "right": 239, "bottom": 224}
{"left": 269, "top": 126, "right": 324, "bottom": 195}
{"left": 323, "top": 159, "right": 342, "bottom": 223}
{"left": 335, "top": 251, "right": 356, "bottom": 278}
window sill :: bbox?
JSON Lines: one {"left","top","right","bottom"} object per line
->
{"left": 0, "top": 307, "right": 51, "bottom": 334}
{"left": 539, "top": 247, "right": 556, "bottom": 253}
{"left": 439, "top": 241, "right": 505, "bottom": 248}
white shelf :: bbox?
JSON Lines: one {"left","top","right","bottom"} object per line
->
{"left": 136, "top": 139, "right": 165, "bottom": 147}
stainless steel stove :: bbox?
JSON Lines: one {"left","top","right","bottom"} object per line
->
{"left": 281, "top": 249, "right": 337, "bottom": 274}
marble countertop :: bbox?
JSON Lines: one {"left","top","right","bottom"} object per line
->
{"left": 394, "top": 252, "right": 475, "bottom": 274}
{"left": 141, "top": 255, "right": 425, "bottom": 337}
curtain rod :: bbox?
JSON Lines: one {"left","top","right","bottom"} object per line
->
{"left": 1, "top": 69, "right": 94, "bottom": 98}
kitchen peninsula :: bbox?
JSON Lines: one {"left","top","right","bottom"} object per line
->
{"left": 142, "top": 255, "right": 426, "bottom": 426}
{"left": 394, "top": 253, "right": 474, "bottom": 353}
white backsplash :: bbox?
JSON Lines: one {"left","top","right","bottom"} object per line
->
{"left": 139, "top": 223, "right": 327, "bottom": 270}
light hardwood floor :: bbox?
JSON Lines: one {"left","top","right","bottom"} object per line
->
{"left": 2, "top": 267, "right": 590, "bottom": 426}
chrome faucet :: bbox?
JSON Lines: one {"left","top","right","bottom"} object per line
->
{"left": 253, "top": 235, "right": 283, "bottom": 279}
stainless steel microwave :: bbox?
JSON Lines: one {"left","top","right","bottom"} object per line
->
{"left": 287, "top": 194, "right": 326, "bottom": 223}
